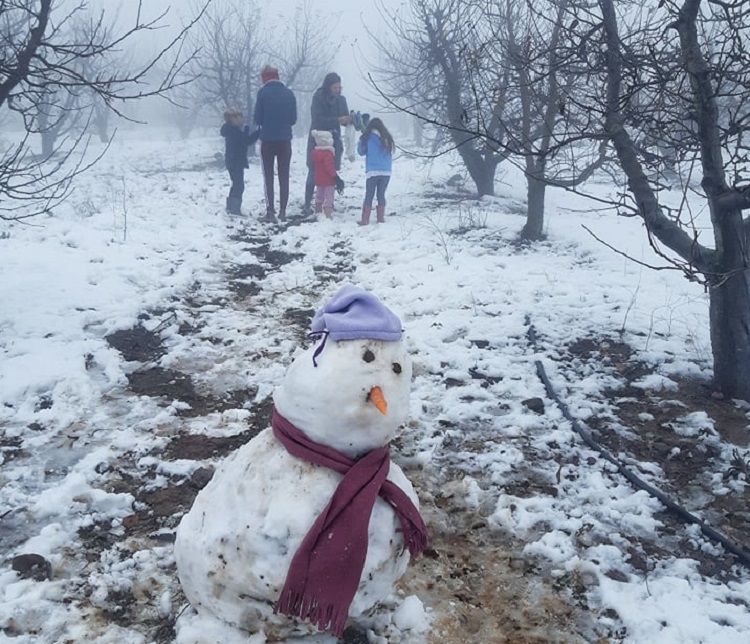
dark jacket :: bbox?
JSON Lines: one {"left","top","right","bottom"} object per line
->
{"left": 307, "top": 87, "right": 349, "bottom": 170}
{"left": 220, "top": 123, "right": 257, "bottom": 170}
{"left": 253, "top": 80, "right": 297, "bottom": 141}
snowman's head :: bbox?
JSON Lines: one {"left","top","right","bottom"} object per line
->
{"left": 273, "top": 285, "right": 411, "bottom": 458}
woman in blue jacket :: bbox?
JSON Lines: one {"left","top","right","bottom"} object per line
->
{"left": 356, "top": 118, "right": 394, "bottom": 225}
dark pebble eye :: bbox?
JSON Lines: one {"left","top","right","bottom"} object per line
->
{"left": 392, "top": 362, "right": 402, "bottom": 374}
{"left": 363, "top": 350, "right": 375, "bottom": 363}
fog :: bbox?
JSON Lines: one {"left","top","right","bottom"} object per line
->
{"left": 0, "top": 0, "right": 410, "bottom": 152}
{"left": 99, "top": 0, "right": 397, "bottom": 115}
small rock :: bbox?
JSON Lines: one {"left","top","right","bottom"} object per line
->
{"left": 341, "top": 624, "right": 369, "bottom": 644}
{"left": 522, "top": 397, "right": 545, "bottom": 414}
{"left": 191, "top": 466, "right": 215, "bottom": 489}
{"left": 11, "top": 554, "right": 52, "bottom": 581}
{"left": 122, "top": 514, "right": 140, "bottom": 529}
{"left": 94, "top": 461, "right": 110, "bottom": 474}
{"left": 604, "top": 568, "right": 629, "bottom": 583}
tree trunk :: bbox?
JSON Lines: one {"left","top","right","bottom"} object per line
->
{"left": 709, "top": 270, "right": 750, "bottom": 399}
{"left": 41, "top": 130, "right": 55, "bottom": 158}
{"left": 458, "top": 147, "right": 496, "bottom": 196}
{"left": 522, "top": 175, "right": 546, "bottom": 240}
{"left": 93, "top": 106, "right": 109, "bottom": 143}
{"left": 413, "top": 116, "right": 423, "bottom": 147}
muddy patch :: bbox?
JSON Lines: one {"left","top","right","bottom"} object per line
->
{"left": 126, "top": 367, "right": 254, "bottom": 417}
{"left": 106, "top": 325, "right": 165, "bottom": 362}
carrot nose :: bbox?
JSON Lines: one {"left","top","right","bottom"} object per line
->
{"left": 368, "top": 386, "right": 388, "bottom": 415}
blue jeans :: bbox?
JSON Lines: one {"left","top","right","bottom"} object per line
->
{"left": 363, "top": 175, "right": 390, "bottom": 208}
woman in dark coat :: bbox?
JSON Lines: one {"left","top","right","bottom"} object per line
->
{"left": 303, "top": 72, "right": 350, "bottom": 215}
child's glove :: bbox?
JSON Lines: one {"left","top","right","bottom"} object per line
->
{"left": 334, "top": 175, "right": 345, "bottom": 194}
{"left": 248, "top": 127, "right": 260, "bottom": 144}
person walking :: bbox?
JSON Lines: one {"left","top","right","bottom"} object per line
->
{"left": 303, "top": 72, "right": 350, "bottom": 216}
{"left": 356, "top": 117, "right": 394, "bottom": 225}
{"left": 310, "top": 130, "right": 337, "bottom": 220}
{"left": 220, "top": 106, "right": 259, "bottom": 216}
{"left": 253, "top": 65, "right": 297, "bottom": 223}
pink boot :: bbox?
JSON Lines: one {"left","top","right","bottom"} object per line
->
{"left": 376, "top": 204, "right": 385, "bottom": 223}
{"left": 358, "top": 206, "right": 372, "bottom": 226}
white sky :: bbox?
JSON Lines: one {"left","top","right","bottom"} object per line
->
{"left": 99, "top": 0, "right": 398, "bottom": 110}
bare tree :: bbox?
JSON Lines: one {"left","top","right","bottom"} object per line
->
{"left": 183, "top": 0, "right": 263, "bottom": 119}
{"left": 370, "top": 0, "right": 507, "bottom": 197}
{"left": 263, "top": 0, "right": 335, "bottom": 89}
{"left": 370, "top": 0, "right": 608, "bottom": 240}
{"left": 177, "top": 0, "right": 334, "bottom": 139}
{"left": 486, "top": 0, "right": 609, "bottom": 240}
{"left": 263, "top": 0, "right": 337, "bottom": 135}
{"left": 0, "top": 0, "right": 211, "bottom": 220}
{"left": 583, "top": 0, "right": 750, "bottom": 400}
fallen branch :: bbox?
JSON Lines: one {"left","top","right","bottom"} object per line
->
{"left": 526, "top": 315, "right": 750, "bottom": 570}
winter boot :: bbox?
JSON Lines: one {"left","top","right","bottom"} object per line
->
{"left": 315, "top": 203, "right": 323, "bottom": 215}
{"left": 358, "top": 206, "right": 371, "bottom": 226}
{"left": 324, "top": 208, "right": 333, "bottom": 220}
{"left": 376, "top": 204, "right": 385, "bottom": 223}
{"left": 278, "top": 209, "right": 286, "bottom": 222}
{"left": 303, "top": 182, "right": 315, "bottom": 216}
{"left": 227, "top": 197, "right": 242, "bottom": 215}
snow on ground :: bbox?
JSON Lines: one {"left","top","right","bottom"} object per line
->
{"left": 0, "top": 125, "right": 748, "bottom": 643}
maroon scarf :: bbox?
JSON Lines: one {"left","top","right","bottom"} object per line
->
{"left": 271, "top": 407, "right": 427, "bottom": 636}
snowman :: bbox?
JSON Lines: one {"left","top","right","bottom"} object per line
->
{"left": 174, "top": 284, "right": 428, "bottom": 640}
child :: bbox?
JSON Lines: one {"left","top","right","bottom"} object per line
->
{"left": 310, "top": 129, "right": 338, "bottom": 219}
{"left": 356, "top": 117, "right": 393, "bottom": 225}
{"left": 220, "top": 107, "right": 259, "bottom": 215}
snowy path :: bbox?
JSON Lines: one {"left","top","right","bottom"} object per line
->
{"left": 2, "top": 133, "right": 749, "bottom": 643}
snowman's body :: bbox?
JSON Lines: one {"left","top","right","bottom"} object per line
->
{"left": 174, "top": 331, "right": 417, "bottom": 639}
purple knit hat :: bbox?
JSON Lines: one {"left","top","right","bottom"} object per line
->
{"left": 311, "top": 284, "right": 402, "bottom": 342}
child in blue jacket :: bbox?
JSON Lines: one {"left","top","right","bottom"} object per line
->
{"left": 356, "top": 117, "right": 393, "bottom": 225}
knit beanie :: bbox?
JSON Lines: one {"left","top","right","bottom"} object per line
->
{"left": 311, "top": 130, "right": 334, "bottom": 148}
{"left": 261, "top": 65, "right": 280, "bottom": 84}
{"left": 322, "top": 72, "right": 342, "bottom": 91}
{"left": 311, "top": 284, "right": 402, "bottom": 342}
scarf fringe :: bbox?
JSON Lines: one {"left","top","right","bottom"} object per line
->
{"left": 275, "top": 588, "right": 348, "bottom": 637}
{"left": 403, "top": 526, "right": 428, "bottom": 556}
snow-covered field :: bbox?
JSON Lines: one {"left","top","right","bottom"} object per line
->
{"left": 1, "top": 125, "right": 748, "bottom": 643}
